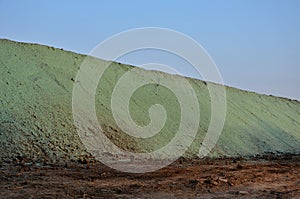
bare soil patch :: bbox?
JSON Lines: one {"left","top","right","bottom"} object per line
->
{"left": 1, "top": 154, "right": 299, "bottom": 198}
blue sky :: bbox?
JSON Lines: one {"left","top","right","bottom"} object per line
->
{"left": 1, "top": 0, "right": 299, "bottom": 99}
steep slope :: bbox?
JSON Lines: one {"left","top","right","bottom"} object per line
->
{"left": 0, "top": 39, "right": 299, "bottom": 163}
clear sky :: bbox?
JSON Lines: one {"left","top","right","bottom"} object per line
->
{"left": 1, "top": 0, "right": 299, "bottom": 100}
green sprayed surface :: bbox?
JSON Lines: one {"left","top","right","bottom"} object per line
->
{"left": 0, "top": 39, "right": 299, "bottom": 162}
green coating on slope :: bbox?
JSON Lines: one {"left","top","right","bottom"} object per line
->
{"left": 0, "top": 39, "right": 299, "bottom": 162}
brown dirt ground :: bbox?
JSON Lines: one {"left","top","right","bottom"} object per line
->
{"left": 0, "top": 154, "right": 299, "bottom": 199}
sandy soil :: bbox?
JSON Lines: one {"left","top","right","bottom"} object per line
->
{"left": 0, "top": 154, "right": 299, "bottom": 199}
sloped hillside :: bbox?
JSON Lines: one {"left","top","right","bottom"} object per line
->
{"left": 0, "top": 39, "right": 299, "bottom": 163}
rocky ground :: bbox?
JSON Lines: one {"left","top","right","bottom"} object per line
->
{"left": 1, "top": 154, "right": 299, "bottom": 199}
